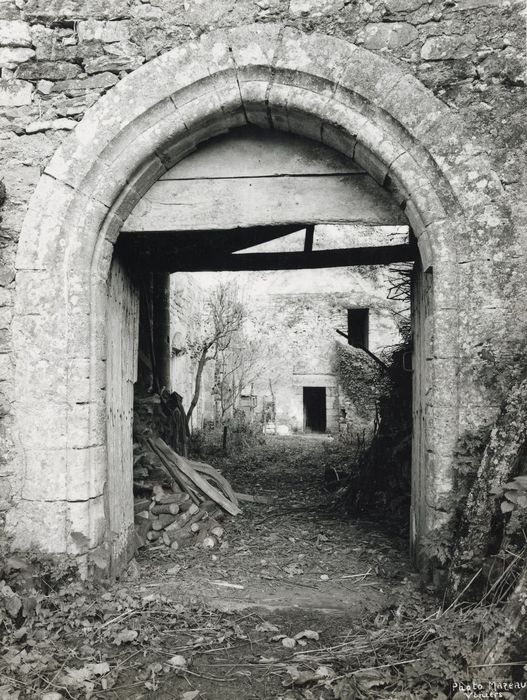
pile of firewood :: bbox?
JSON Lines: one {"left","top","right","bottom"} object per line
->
{"left": 134, "top": 437, "right": 241, "bottom": 551}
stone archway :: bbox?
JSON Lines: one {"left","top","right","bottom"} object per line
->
{"left": 9, "top": 23, "right": 502, "bottom": 575}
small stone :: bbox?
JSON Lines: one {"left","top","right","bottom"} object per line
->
{"left": 36, "top": 79, "right": 53, "bottom": 94}
{"left": 83, "top": 54, "right": 143, "bottom": 75}
{"left": 41, "top": 693, "right": 64, "bottom": 700}
{"left": 363, "top": 22, "right": 418, "bottom": 50}
{"left": 0, "top": 19, "right": 31, "bottom": 48}
{"left": 384, "top": 0, "right": 426, "bottom": 11}
{"left": 0, "top": 78, "right": 32, "bottom": 106}
{"left": 25, "top": 119, "right": 53, "bottom": 133}
{"left": 320, "top": 574, "right": 329, "bottom": 580}
{"left": 289, "top": 0, "right": 345, "bottom": 17}
{"left": 421, "top": 34, "right": 477, "bottom": 61}
{"left": 51, "top": 117, "right": 77, "bottom": 130}
{"left": 26, "top": 117, "right": 76, "bottom": 133}
{"left": 52, "top": 71, "right": 118, "bottom": 96}
{"left": 77, "top": 19, "right": 130, "bottom": 43}
{"left": 0, "top": 46, "right": 34, "bottom": 69}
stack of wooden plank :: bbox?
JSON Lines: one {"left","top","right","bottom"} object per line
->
{"left": 134, "top": 437, "right": 241, "bottom": 551}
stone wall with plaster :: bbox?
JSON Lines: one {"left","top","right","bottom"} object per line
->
{"left": 0, "top": 0, "right": 524, "bottom": 561}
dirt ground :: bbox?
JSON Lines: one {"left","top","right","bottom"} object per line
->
{"left": 0, "top": 436, "right": 507, "bottom": 700}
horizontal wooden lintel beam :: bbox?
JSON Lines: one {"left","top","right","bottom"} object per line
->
{"left": 136, "top": 244, "right": 418, "bottom": 273}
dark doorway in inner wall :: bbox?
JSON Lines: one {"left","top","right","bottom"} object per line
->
{"left": 303, "top": 387, "right": 327, "bottom": 433}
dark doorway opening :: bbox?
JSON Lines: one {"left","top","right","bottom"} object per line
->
{"left": 303, "top": 387, "right": 327, "bottom": 433}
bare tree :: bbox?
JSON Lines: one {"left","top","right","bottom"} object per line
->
{"left": 215, "top": 335, "right": 264, "bottom": 421}
{"left": 186, "top": 282, "right": 245, "bottom": 422}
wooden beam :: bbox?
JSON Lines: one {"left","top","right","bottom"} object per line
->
{"left": 140, "top": 244, "right": 418, "bottom": 273}
{"left": 304, "top": 225, "right": 314, "bottom": 253}
{"left": 122, "top": 173, "right": 406, "bottom": 232}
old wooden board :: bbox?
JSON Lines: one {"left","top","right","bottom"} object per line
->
{"left": 122, "top": 173, "right": 406, "bottom": 232}
{"left": 159, "top": 126, "right": 364, "bottom": 179}
{"left": 106, "top": 255, "right": 140, "bottom": 576}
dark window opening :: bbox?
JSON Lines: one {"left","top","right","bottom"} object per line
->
{"left": 303, "top": 387, "right": 326, "bottom": 433}
{"left": 347, "top": 308, "right": 369, "bottom": 350}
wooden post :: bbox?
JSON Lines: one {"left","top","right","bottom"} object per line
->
{"left": 152, "top": 272, "right": 171, "bottom": 392}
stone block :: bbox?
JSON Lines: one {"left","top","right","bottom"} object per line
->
{"left": 321, "top": 102, "right": 368, "bottom": 158}
{"left": 6, "top": 499, "right": 69, "bottom": 552}
{"left": 0, "top": 46, "right": 34, "bottom": 69}
{"left": 77, "top": 19, "right": 130, "bottom": 43}
{"left": 335, "top": 46, "right": 402, "bottom": 111}
{"left": 17, "top": 60, "right": 81, "bottom": 80}
{"left": 83, "top": 54, "right": 144, "bottom": 74}
{"left": 0, "top": 308, "right": 12, "bottom": 331}
{"left": 289, "top": 0, "right": 346, "bottom": 17}
{"left": 51, "top": 71, "right": 118, "bottom": 96}
{"left": 15, "top": 401, "right": 68, "bottom": 450}
{"left": 421, "top": 34, "right": 477, "bottom": 61}
{"left": 21, "top": 449, "right": 68, "bottom": 501}
{"left": 363, "top": 22, "right": 418, "bottom": 50}
{"left": 67, "top": 496, "right": 106, "bottom": 552}
{"left": 67, "top": 445, "right": 106, "bottom": 501}
{"left": 67, "top": 358, "right": 91, "bottom": 404}
{"left": 25, "top": 117, "right": 76, "bottom": 133}
{"left": 0, "top": 353, "right": 11, "bottom": 381}
{"left": 384, "top": 0, "right": 427, "bottom": 12}
{"left": 225, "top": 23, "right": 280, "bottom": 82}
{"left": 354, "top": 121, "right": 406, "bottom": 185}
{"left": 0, "top": 19, "right": 31, "bottom": 48}
{"left": 67, "top": 401, "right": 105, "bottom": 449}
{"left": 0, "top": 78, "right": 32, "bottom": 105}
{"left": 275, "top": 26, "right": 355, "bottom": 93}
{"left": 24, "top": 0, "right": 130, "bottom": 21}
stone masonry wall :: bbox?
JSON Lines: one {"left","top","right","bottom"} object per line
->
{"left": 0, "top": 0, "right": 524, "bottom": 544}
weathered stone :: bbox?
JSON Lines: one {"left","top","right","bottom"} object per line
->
{"left": 55, "top": 93, "right": 97, "bottom": 116}
{"left": 477, "top": 47, "right": 525, "bottom": 86}
{"left": 289, "top": 0, "right": 346, "bottom": 17}
{"left": 421, "top": 33, "right": 477, "bottom": 60}
{"left": 0, "top": 19, "right": 31, "bottom": 47}
{"left": 0, "top": 77, "right": 31, "bottom": 105}
{"left": 16, "top": 59, "right": 81, "bottom": 80}
{"left": 51, "top": 70, "right": 118, "bottom": 96}
{"left": 0, "top": 46, "right": 34, "bottom": 69}
{"left": 83, "top": 53, "right": 143, "bottom": 74}
{"left": 363, "top": 22, "right": 418, "bottom": 50}
{"left": 36, "top": 78, "right": 53, "bottom": 94}
{"left": 24, "top": 0, "right": 130, "bottom": 21}
{"left": 26, "top": 119, "right": 77, "bottom": 134}
{"left": 384, "top": 0, "right": 427, "bottom": 12}
{"left": 77, "top": 19, "right": 129, "bottom": 43}
{"left": 0, "top": 1, "right": 20, "bottom": 21}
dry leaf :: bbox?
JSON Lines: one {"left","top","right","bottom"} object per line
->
{"left": 282, "top": 637, "right": 296, "bottom": 648}
{"left": 113, "top": 629, "right": 138, "bottom": 645}
{"left": 255, "top": 621, "right": 279, "bottom": 633}
{"left": 180, "top": 691, "right": 200, "bottom": 700}
{"left": 168, "top": 655, "right": 187, "bottom": 668}
{"left": 294, "top": 630, "right": 320, "bottom": 641}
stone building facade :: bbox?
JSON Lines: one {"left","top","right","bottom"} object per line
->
{"left": 179, "top": 265, "right": 403, "bottom": 436}
{"left": 0, "top": 0, "right": 524, "bottom": 574}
